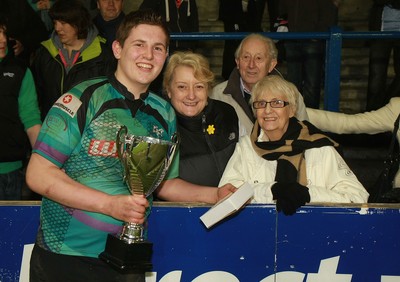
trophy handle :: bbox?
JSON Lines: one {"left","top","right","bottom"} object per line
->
{"left": 168, "top": 132, "right": 180, "bottom": 166}
{"left": 116, "top": 126, "right": 130, "bottom": 184}
{"left": 116, "top": 125, "right": 128, "bottom": 160}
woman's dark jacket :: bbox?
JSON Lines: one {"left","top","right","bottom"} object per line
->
{"left": 177, "top": 99, "right": 239, "bottom": 186}
{"left": 32, "top": 35, "right": 116, "bottom": 120}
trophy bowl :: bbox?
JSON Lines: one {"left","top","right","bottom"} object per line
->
{"left": 99, "top": 126, "right": 178, "bottom": 271}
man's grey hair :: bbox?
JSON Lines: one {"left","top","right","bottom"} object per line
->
{"left": 234, "top": 33, "right": 278, "bottom": 60}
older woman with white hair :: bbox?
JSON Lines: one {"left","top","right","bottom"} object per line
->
{"left": 219, "top": 75, "right": 369, "bottom": 215}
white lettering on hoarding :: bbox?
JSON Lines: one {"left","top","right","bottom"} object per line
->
{"left": 306, "top": 256, "right": 352, "bottom": 282}
{"left": 19, "top": 248, "right": 400, "bottom": 282}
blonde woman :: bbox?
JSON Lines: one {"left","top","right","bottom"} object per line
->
{"left": 162, "top": 51, "right": 239, "bottom": 186}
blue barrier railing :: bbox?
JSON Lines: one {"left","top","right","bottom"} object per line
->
{"left": 3, "top": 203, "right": 400, "bottom": 281}
{"left": 171, "top": 28, "right": 400, "bottom": 112}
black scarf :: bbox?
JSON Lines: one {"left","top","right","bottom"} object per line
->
{"left": 251, "top": 117, "right": 339, "bottom": 186}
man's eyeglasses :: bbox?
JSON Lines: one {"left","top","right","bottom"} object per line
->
{"left": 253, "top": 100, "right": 289, "bottom": 109}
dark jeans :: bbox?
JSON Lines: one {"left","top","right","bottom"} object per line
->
{"left": 0, "top": 168, "right": 23, "bottom": 200}
{"left": 30, "top": 244, "right": 145, "bottom": 282}
{"left": 220, "top": 0, "right": 273, "bottom": 80}
{"left": 367, "top": 39, "right": 400, "bottom": 111}
{"left": 284, "top": 40, "right": 325, "bottom": 109}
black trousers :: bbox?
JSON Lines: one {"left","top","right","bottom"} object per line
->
{"left": 367, "top": 39, "right": 400, "bottom": 111}
{"left": 30, "top": 244, "right": 145, "bottom": 282}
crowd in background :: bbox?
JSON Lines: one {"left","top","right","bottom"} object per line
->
{"left": 0, "top": 0, "right": 399, "bottom": 204}
{"left": 1, "top": 1, "right": 399, "bottom": 279}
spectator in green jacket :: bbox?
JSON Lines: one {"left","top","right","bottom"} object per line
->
{"left": 31, "top": 0, "right": 117, "bottom": 120}
{"left": 0, "top": 16, "right": 42, "bottom": 200}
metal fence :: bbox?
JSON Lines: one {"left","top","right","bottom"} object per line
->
{"left": 171, "top": 28, "right": 400, "bottom": 111}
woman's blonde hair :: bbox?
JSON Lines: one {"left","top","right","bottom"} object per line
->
{"left": 162, "top": 51, "right": 215, "bottom": 96}
{"left": 250, "top": 75, "right": 299, "bottom": 116}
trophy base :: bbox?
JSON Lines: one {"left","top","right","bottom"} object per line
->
{"left": 99, "top": 234, "right": 153, "bottom": 272}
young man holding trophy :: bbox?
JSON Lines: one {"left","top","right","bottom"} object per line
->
{"left": 26, "top": 9, "right": 235, "bottom": 282}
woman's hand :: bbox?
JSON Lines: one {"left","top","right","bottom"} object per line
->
{"left": 271, "top": 182, "right": 310, "bottom": 215}
{"left": 37, "top": 0, "right": 51, "bottom": 10}
{"left": 9, "top": 39, "right": 24, "bottom": 56}
{"left": 216, "top": 183, "right": 238, "bottom": 202}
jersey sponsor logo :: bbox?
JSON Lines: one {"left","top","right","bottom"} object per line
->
{"left": 53, "top": 93, "right": 82, "bottom": 118}
{"left": 62, "top": 94, "right": 73, "bottom": 104}
{"left": 88, "top": 139, "right": 118, "bottom": 157}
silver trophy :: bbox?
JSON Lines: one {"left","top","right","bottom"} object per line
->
{"left": 100, "top": 125, "right": 179, "bottom": 271}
